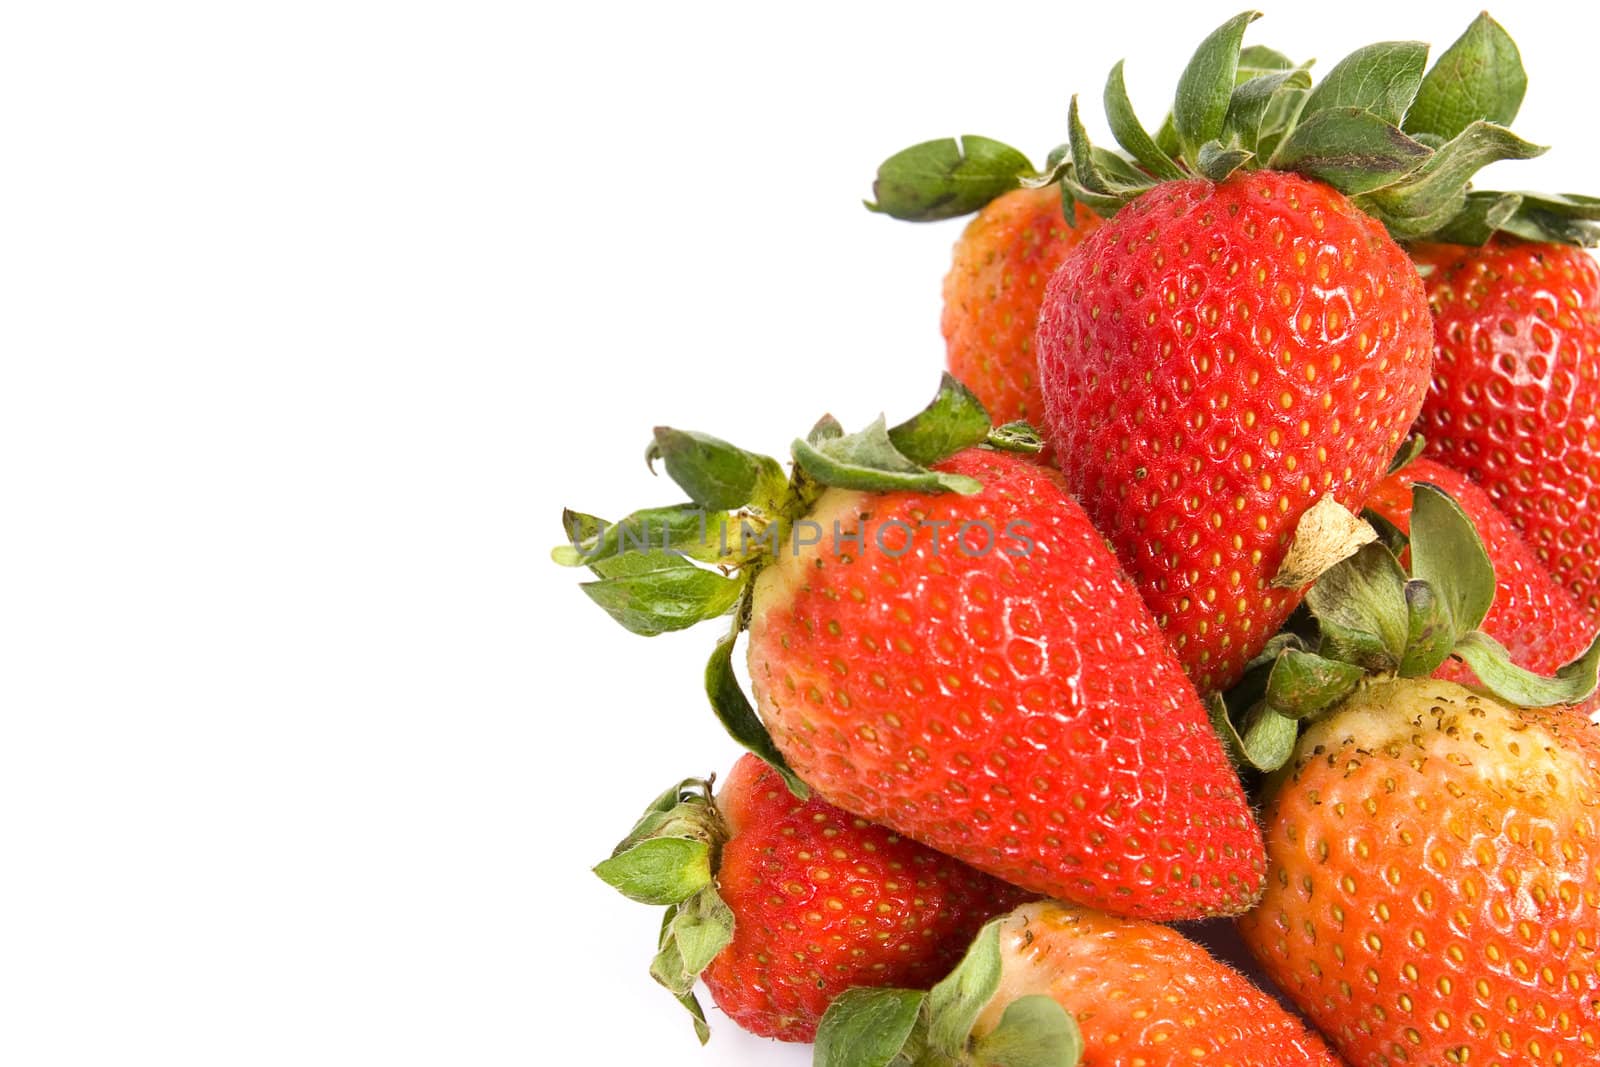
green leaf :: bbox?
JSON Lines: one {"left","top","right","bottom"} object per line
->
{"left": 1428, "top": 189, "right": 1524, "bottom": 244}
{"left": 987, "top": 421, "right": 1045, "bottom": 454}
{"left": 1301, "top": 41, "right": 1428, "bottom": 126}
{"left": 1173, "top": 11, "right": 1262, "bottom": 161}
{"left": 814, "top": 988, "right": 928, "bottom": 1067}
{"left": 1239, "top": 703, "right": 1299, "bottom": 772}
{"left": 1223, "top": 68, "right": 1312, "bottom": 155}
{"left": 595, "top": 837, "right": 711, "bottom": 906}
{"left": 972, "top": 994, "right": 1083, "bottom": 1067}
{"left": 1400, "top": 579, "right": 1458, "bottom": 677}
{"left": 554, "top": 504, "right": 733, "bottom": 568}
{"left": 1409, "top": 482, "right": 1495, "bottom": 636}
{"left": 793, "top": 416, "right": 982, "bottom": 496}
{"left": 670, "top": 887, "right": 735, "bottom": 978}
{"left": 1306, "top": 543, "right": 1410, "bottom": 670}
{"left": 1237, "top": 44, "right": 1296, "bottom": 76}
{"left": 646, "top": 428, "right": 786, "bottom": 512}
{"left": 1270, "top": 107, "right": 1431, "bottom": 195}
{"left": 1196, "top": 139, "right": 1253, "bottom": 182}
{"left": 1264, "top": 648, "right": 1364, "bottom": 719}
{"left": 1361, "top": 122, "right": 1546, "bottom": 240}
{"left": 887, "top": 373, "right": 993, "bottom": 467}
{"left": 927, "top": 919, "right": 1005, "bottom": 1059}
{"left": 1453, "top": 630, "right": 1600, "bottom": 707}
{"left": 1405, "top": 13, "right": 1526, "bottom": 142}
{"left": 866, "top": 136, "right": 1035, "bottom": 221}
{"left": 706, "top": 629, "right": 811, "bottom": 798}
{"left": 1386, "top": 435, "right": 1426, "bottom": 476}
{"left": 580, "top": 565, "right": 744, "bottom": 636}
{"left": 1105, "top": 60, "right": 1185, "bottom": 180}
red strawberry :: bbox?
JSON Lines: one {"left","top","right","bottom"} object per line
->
{"left": 594, "top": 754, "right": 1029, "bottom": 1043}
{"left": 1038, "top": 170, "right": 1431, "bottom": 694}
{"left": 1026, "top": 13, "right": 1575, "bottom": 695}
{"left": 817, "top": 900, "right": 1342, "bottom": 1067}
{"left": 560, "top": 377, "right": 1265, "bottom": 921}
{"left": 1364, "top": 454, "right": 1597, "bottom": 700}
{"left": 1409, "top": 236, "right": 1600, "bottom": 622}
{"left": 942, "top": 186, "right": 1100, "bottom": 425}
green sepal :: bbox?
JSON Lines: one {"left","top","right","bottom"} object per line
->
{"left": 1207, "top": 691, "right": 1251, "bottom": 774}
{"left": 1270, "top": 107, "right": 1431, "bottom": 196}
{"left": 1493, "top": 191, "right": 1600, "bottom": 246}
{"left": 1363, "top": 509, "right": 1409, "bottom": 558}
{"left": 1409, "top": 482, "right": 1495, "bottom": 636}
{"left": 1238, "top": 703, "right": 1300, "bottom": 772}
{"left": 647, "top": 427, "right": 787, "bottom": 513}
{"left": 987, "top": 421, "right": 1045, "bottom": 454}
{"left": 594, "top": 778, "right": 721, "bottom": 905}
{"left": 1196, "top": 140, "right": 1253, "bottom": 182}
{"left": 971, "top": 994, "right": 1083, "bottom": 1067}
{"left": 1299, "top": 40, "right": 1427, "bottom": 126}
{"left": 1385, "top": 435, "right": 1426, "bottom": 476}
{"left": 1400, "top": 579, "right": 1457, "bottom": 677}
{"left": 707, "top": 627, "right": 810, "bottom": 798}
{"left": 1404, "top": 13, "right": 1526, "bottom": 143}
{"left": 1452, "top": 630, "right": 1600, "bottom": 707}
{"left": 887, "top": 373, "right": 993, "bottom": 467}
{"left": 809, "top": 414, "right": 845, "bottom": 446}
{"left": 1360, "top": 122, "right": 1545, "bottom": 241}
{"left": 553, "top": 504, "right": 736, "bottom": 569}
{"left": 1237, "top": 44, "right": 1297, "bottom": 76}
{"left": 665, "top": 887, "right": 736, "bottom": 983}
{"left": 866, "top": 136, "right": 1035, "bottom": 221}
{"left": 1264, "top": 647, "right": 1365, "bottom": 719}
{"left": 814, "top": 987, "right": 929, "bottom": 1067}
{"left": 1306, "top": 542, "right": 1410, "bottom": 670}
{"left": 927, "top": 919, "right": 1006, "bottom": 1059}
{"left": 1105, "top": 60, "right": 1185, "bottom": 181}
{"left": 580, "top": 565, "right": 744, "bottom": 636}
{"left": 1426, "top": 190, "right": 1525, "bottom": 244}
{"left": 1223, "top": 68, "right": 1312, "bottom": 156}
{"left": 793, "top": 416, "right": 982, "bottom": 496}
{"left": 1173, "top": 11, "right": 1262, "bottom": 162}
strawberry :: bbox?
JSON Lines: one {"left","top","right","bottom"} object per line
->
{"left": 594, "top": 754, "right": 1029, "bottom": 1043}
{"left": 815, "top": 900, "right": 1341, "bottom": 1066}
{"left": 1217, "top": 477, "right": 1600, "bottom": 1065}
{"left": 557, "top": 376, "right": 1265, "bottom": 920}
{"left": 1409, "top": 236, "right": 1600, "bottom": 622}
{"left": 941, "top": 187, "right": 1100, "bottom": 425}
{"left": 1038, "top": 168, "right": 1432, "bottom": 694}
{"left": 1364, "top": 453, "right": 1597, "bottom": 701}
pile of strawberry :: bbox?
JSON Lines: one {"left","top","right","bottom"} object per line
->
{"left": 557, "top": 13, "right": 1600, "bottom": 1067}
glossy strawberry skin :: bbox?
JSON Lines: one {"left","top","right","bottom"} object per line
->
{"left": 1036, "top": 171, "right": 1433, "bottom": 694}
{"left": 1238, "top": 678, "right": 1600, "bottom": 1066}
{"left": 702, "top": 755, "right": 1029, "bottom": 1042}
{"left": 746, "top": 448, "right": 1266, "bottom": 921}
{"left": 1409, "top": 238, "right": 1600, "bottom": 622}
{"left": 983, "top": 902, "right": 1341, "bottom": 1066}
{"left": 942, "top": 187, "right": 1100, "bottom": 425}
{"left": 1364, "top": 456, "right": 1597, "bottom": 699}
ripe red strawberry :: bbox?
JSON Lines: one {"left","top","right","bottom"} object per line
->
{"left": 943, "top": 186, "right": 1100, "bottom": 424}
{"left": 1364, "top": 454, "right": 1597, "bottom": 700}
{"left": 1038, "top": 170, "right": 1432, "bottom": 694}
{"left": 1239, "top": 680, "right": 1600, "bottom": 1066}
{"left": 817, "top": 900, "right": 1342, "bottom": 1066}
{"left": 595, "top": 754, "right": 1030, "bottom": 1043}
{"left": 1025, "top": 13, "right": 1579, "bottom": 695}
{"left": 559, "top": 377, "right": 1266, "bottom": 921}
{"left": 1409, "top": 237, "right": 1600, "bottom": 622}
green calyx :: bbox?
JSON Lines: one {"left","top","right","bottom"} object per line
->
{"left": 866, "top": 12, "right": 1599, "bottom": 246}
{"left": 593, "top": 777, "right": 735, "bottom": 1045}
{"left": 1214, "top": 482, "right": 1600, "bottom": 774}
{"left": 553, "top": 375, "right": 1027, "bottom": 795}
{"left": 813, "top": 916, "right": 1083, "bottom": 1067}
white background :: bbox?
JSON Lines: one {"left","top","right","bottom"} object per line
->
{"left": 4, "top": 2, "right": 1596, "bottom": 1064}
